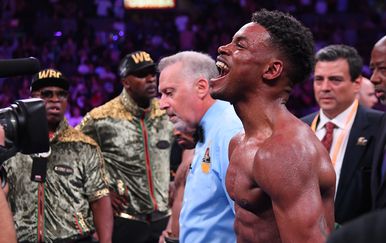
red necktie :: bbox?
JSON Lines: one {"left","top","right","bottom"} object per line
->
{"left": 321, "top": 122, "right": 335, "bottom": 152}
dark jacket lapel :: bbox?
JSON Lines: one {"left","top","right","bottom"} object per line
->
{"left": 335, "top": 106, "right": 370, "bottom": 208}
{"left": 372, "top": 115, "right": 386, "bottom": 206}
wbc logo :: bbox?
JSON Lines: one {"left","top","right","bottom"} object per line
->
{"left": 38, "top": 69, "right": 62, "bottom": 79}
{"left": 131, "top": 51, "right": 153, "bottom": 64}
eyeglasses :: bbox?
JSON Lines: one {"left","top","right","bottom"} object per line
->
{"left": 38, "top": 89, "right": 69, "bottom": 100}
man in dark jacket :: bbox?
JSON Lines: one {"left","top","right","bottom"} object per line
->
{"left": 302, "top": 44, "right": 384, "bottom": 224}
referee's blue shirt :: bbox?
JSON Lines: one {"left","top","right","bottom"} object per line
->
{"left": 179, "top": 100, "right": 243, "bottom": 243}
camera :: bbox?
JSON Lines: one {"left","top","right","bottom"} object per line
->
{"left": 0, "top": 98, "right": 49, "bottom": 164}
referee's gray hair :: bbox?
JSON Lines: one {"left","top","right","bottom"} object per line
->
{"left": 158, "top": 51, "right": 218, "bottom": 84}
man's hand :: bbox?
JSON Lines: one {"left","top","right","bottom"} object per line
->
{"left": 109, "top": 188, "right": 127, "bottom": 214}
{"left": 158, "top": 228, "right": 172, "bottom": 243}
{"left": 90, "top": 196, "right": 113, "bottom": 243}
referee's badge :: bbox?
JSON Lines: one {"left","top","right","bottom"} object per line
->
{"left": 201, "top": 147, "right": 211, "bottom": 174}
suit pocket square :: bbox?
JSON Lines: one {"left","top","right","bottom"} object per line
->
{"left": 356, "top": 137, "right": 368, "bottom": 146}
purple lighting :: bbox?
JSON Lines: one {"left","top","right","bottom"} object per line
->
{"left": 54, "top": 31, "right": 62, "bottom": 37}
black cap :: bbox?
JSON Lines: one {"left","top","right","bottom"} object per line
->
{"left": 119, "top": 51, "right": 156, "bottom": 78}
{"left": 30, "top": 68, "right": 69, "bottom": 91}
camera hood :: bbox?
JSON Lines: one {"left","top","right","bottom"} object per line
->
{"left": 15, "top": 98, "right": 49, "bottom": 154}
{"left": 0, "top": 98, "right": 49, "bottom": 155}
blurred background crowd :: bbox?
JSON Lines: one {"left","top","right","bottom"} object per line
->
{"left": 0, "top": 0, "right": 385, "bottom": 125}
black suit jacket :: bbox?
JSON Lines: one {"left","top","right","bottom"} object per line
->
{"left": 371, "top": 114, "right": 386, "bottom": 209}
{"left": 327, "top": 209, "right": 386, "bottom": 243}
{"left": 302, "top": 105, "right": 384, "bottom": 224}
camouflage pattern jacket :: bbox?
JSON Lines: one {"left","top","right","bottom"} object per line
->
{"left": 4, "top": 119, "right": 109, "bottom": 243}
{"left": 78, "top": 89, "right": 173, "bottom": 216}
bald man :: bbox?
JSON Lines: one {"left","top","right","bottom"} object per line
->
{"left": 370, "top": 35, "right": 386, "bottom": 209}
{"left": 358, "top": 77, "right": 378, "bottom": 108}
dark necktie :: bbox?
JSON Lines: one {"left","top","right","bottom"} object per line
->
{"left": 321, "top": 122, "right": 335, "bottom": 152}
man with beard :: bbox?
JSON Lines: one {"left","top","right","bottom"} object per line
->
{"left": 369, "top": 35, "right": 386, "bottom": 209}
{"left": 78, "top": 51, "right": 174, "bottom": 243}
{"left": 4, "top": 68, "right": 113, "bottom": 242}
{"left": 209, "top": 9, "right": 336, "bottom": 243}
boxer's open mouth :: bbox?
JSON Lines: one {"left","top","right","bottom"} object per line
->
{"left": 216, "top": 61, "right": 229, "bottom": 77}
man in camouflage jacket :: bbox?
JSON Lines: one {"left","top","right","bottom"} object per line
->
{"left": 78, "top": 51, "right": 174, "bottom": 243}
{"left": 4, "top": 69, "right": 113, "bottom": 243}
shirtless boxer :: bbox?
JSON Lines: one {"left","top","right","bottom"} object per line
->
{"left": 209, "top": 9, "right": 336, "bottom": 243}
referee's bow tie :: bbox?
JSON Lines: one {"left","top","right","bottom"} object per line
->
{"left": 194, "top": 125, "right": 205, "bottom": 143}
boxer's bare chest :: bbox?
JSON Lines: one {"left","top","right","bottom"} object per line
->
{"left": 226, "top": 139, "right": 271, "bottom": 214}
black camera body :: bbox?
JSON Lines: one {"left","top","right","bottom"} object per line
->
{"left": 0, "top": 98, "right": 49, "bottom": 164}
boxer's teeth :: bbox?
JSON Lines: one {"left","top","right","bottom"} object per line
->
{"left": 216, "top": 61, "right": 229, "bottom": 76}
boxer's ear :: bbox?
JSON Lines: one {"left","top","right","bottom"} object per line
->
{"left": 262, "top": 60, "right": 283, "bottom": 80}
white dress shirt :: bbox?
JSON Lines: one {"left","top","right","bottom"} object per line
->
{"left": 315, "top": 100, "right": 358, "bottom": 193}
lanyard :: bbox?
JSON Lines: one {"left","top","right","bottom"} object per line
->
{"left": 311, "top": 99, "right": 358, "bottom": 166}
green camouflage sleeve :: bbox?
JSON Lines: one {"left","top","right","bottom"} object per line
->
{"left": 83, "top": 145, "right": 109, "bottom": 202}
{"left": 2, "top": 154, "right": 33, "bottom": 215}
{"left": 77, "top": 113, "right": 100, "bottom": 145}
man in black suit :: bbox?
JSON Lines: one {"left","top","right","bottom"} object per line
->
{"left": 326, "top": 209, "right": 386, "bottom": 243}
{"left": 370, "top": 35, "right": 386, "bottom": 209}
{"left": 302, "top": 44, "right": 384, "bottom": 225}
